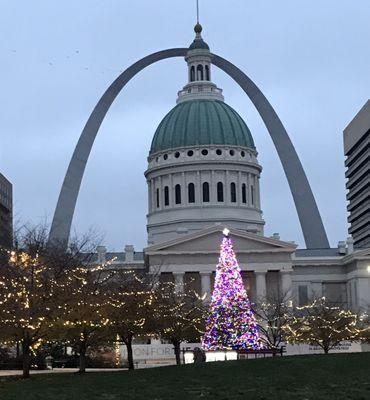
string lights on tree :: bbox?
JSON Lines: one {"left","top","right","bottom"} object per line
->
{"left": 285, "top": 297, "right": 366, "bottom": 354}
{"left": 202, "top": 229, "right": 262, "bottom": 351}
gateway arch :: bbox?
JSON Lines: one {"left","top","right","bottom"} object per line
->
{"left": 48, "top": 48, "right": 330, "bottom": 249}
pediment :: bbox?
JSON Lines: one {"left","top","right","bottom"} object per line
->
{"left": 145, "top": 225, "right": 296, "bottom": 255}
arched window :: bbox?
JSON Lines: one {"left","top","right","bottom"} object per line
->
{"left": 202, "top": 182, "right": 210, "bottom": 202}
{"left": 230, "top": 182, "right": 236, "bottom": 203}
{"left": 197, "top": 64, "right": 204, "bottom": 80}
{"left": 190, "top": 66, "right": 195, "bottom": 82}
{"left": 242, "top": 183, "right": 247, "bottom": 204}
{"left": 205, "top": 65, "right": 210, "bottom": 80}
{"left": 251, "top": 185, "right": 255, "bottom": 206}
{"left": 164, "top": 186, "right": 169, "bottom": 206}
{"left": 175, "top": 184, "right": 181, "bottom": 204}
{"left": 217, "top": 182, "right": 224, "bottom": 202}
{"left": 188, "top": 183, "right": 195, "bottom": 203}
{"left": 156, "top": 188, "right": 160, "bottom": 208}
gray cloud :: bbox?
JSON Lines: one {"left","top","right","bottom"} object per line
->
{"left": 1, "top": 0, "right": 369, "bottom": 250}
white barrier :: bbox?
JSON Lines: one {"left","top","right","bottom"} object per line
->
{"left": 120, "top": 343, "right": 201, "bottom": 363}
{"left": 286, "top": 341, "right": 362, "bottom": 355}
{"left": 205, "top": 351, "right": 238, "bottom": 362}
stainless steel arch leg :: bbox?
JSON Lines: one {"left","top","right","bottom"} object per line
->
{"left": 212, "top": 54, "right": 329, "bottom": 249}
{"left": 48, "top": 48, "right": 329, "bottom": 249}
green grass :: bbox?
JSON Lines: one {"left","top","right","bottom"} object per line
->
{"left": 1, "top": 353, "right": 370, "bottom": 399}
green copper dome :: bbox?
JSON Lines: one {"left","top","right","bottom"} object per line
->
{"left": 150, "top": 100, "right": 255, "bottom": 154}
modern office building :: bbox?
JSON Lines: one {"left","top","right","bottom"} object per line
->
{"left": 344, "top": 100, "right": 370, "bottom": 249}
{"left": 0, "top": 173, "right": 13, "bottom": 248}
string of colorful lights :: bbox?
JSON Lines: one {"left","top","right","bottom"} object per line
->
{"left": 202, "top": 230, "right": 262, "bottom": 350}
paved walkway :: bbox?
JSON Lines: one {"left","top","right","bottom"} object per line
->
{"left": 0, "top": 368, "right": 127, "bottom": 377}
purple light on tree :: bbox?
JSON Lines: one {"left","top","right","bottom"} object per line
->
{"left": 202, "top": 229, "right": 262, "bottom": 351}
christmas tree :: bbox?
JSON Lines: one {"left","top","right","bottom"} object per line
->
{"left": 202, "top": 229, "right": 262, "bottom": 351}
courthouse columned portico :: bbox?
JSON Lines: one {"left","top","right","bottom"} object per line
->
{"left": 145, "top": 225, "right": 296, "bottom": 302}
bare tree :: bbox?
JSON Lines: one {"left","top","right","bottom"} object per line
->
{"left": 0, "top": 224, "right": 111, "bottom": 377}
{"left": 358, "top": 307, "right": 370, "bottom": 344}
{"left": 105, "top": 270, "right": 156, "bottom": 370}
{"left": 0, "top": 225, "right": 92, "bottom": 378}
{"left": 253, "top": 291, "right": 292, "bottom": 354}
{"left": 60, "top": 259, "right": 118, "bottom": 373}
{"left": 152, "top": 282, "right": 204, "bottom": 365}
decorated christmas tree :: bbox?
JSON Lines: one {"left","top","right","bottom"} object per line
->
{"left": 202, "top": 229, "right": 262, "bottom": 351}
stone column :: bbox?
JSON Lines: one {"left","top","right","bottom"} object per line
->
{"left": 150, "top": 178, "right": 155, "bottom": 211}
{"left": 182, "top": 171, "right": 186, "bottom": 205}
{"left": 225, "top": 170, "right": 229, "bottom": 204}
{"left": 147, "top": 180, "right": 151, "bottom": 213}
{"left": 169, "top": 174, "right": 173, "bottom": 207}
{"left": 211, "top": 170, "right": 215, "bottom": 204}
{"left": 280, "top": 270, "right": 293, "bottom": 299}
{"left": 256, "top": 176, "right": 261, "bottom": 209}
{"left": 255, "top": 271, "right": 267, "bottom": 300}
{"left": 254, "top": 175, "right": 258, "bottom": 207}
{"left": 200, "top": 272, "right": 212, "bottom": 300}
{"left": 173, "top": 272, "right": 185, "bottom": 293}
{"left": 159, "top": 176, "right": 163, "bottom": 210}
{"left": 247, "top": 172, "right": 251, "bottom": 205}
{"left": 237, "top": 171, "right": 242, "bottom": 206}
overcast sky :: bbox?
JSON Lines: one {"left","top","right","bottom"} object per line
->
{"left": 1, "top": 0, "right": 369, "bottom": 251}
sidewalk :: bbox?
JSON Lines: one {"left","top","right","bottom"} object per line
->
{"left": 0, "top": 368, "right": 126, "bottom": 377}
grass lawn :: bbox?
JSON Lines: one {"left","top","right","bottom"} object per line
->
{"left": 1, "top": 353, "right": 370, "bottom": 400}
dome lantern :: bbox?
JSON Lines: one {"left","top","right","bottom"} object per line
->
{"left": 179, "top": 25, "right": 222, "bottom": 104}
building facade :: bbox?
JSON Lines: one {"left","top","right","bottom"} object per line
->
{"left": 145, "top": 23, "right": 263, "bottom": 245}
{"left": 0, "top": 173, "right": 12, "bottom": 248}
{"left": 343, "top": 100, "right": 370, "bottom": 249}
{"left": 93, "top": 27, "right": 370, "bottom": 313}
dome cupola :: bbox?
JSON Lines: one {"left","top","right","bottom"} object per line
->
{"left": 189, "top": 23, "right": 210, "bottom": 50}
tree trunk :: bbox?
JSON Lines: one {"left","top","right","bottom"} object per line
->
{"left": 21, "top": 339, "right": 31, "bottom": 379}
{"left": 323, "top": 340, "right": 330, "bottom": 355}
{"left": 173, "top": 340, "right": 181, "bottom": 365}
{"left": 125, "top": 336, "right": 134, "bottom": 370}
{"left": 79, "top": 341, "right": 87, "bottom": 373}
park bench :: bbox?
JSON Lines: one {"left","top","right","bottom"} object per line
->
{"left": 237, "top": 346, "right": 286, "bottom": 359}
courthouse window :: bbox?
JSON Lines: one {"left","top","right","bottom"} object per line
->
{"left": 188, "top": 183, "right": 195, "bottom": 203}
{"left": 230, "top": 182, "right": 236, "bottom": 203}
{"left": 217, "top": 182, "right": 224, "bottom": 202}
{"left": 202, "top": 182, "right": 210, "bottom": 202}
{"left": 298, "top": 285, "right": 308, "bottom": 306}
{"left": 175, "top": 184, "right": 181, "bottom": 204}
{"left": 322, "top": 282, "right": 347, "bottom": 305}
{"left": 242, "top": 184, "right": 247, "bottom": 204}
